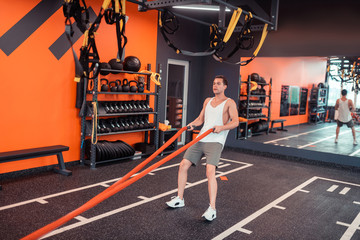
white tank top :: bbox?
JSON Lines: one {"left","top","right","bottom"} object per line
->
{"left": 338, "top": 99, "right": 352, "bottom": 122}
{"left": 198, "top": 98, "right": 230, "bottom": 146}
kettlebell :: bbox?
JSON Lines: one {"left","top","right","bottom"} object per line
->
{"left": 100, "top": 79, "right": 109, "bottom": 92}
{"left": 122, "top": 79, "right": 130, "bottom": 92}
{"left": 129, "top": 80, "right": 138, "bottom": 92}
{"left": 137, "top": 81, "right": 145, "bottom": 93}
{"left": 109, "top": 81, "right": 118, "bottom": 92}
{"left": 116, "top": 79, "right": 122, "bottom": 92}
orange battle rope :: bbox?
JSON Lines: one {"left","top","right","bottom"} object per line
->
{"left": 22, "top": 127, "right": 214, "bottom": 240}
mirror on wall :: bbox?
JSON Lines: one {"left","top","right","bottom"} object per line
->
{"left": 238, "top": 56, "right": 360, "bottom": 158}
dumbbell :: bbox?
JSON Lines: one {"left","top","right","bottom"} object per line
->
{"left": 103, "top": 102, "right": 111, "bottom": 113}
{"left": 134, "top": 116, "right": 146, "bottom": 129}
{"left": 117, "top": 118, "right": 130, "bottom": 131}
{"left": 122, "top": 101, "right": 131, "bottom": 113}
{"left": 107, "top": 119, "right": 120, "bottom": 132}
{"left": 99, "top": 119, "right": 110, "bottom": 133}
{"left": 110, "top": 102, "right": 121, "bottom": 113}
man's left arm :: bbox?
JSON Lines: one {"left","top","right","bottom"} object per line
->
{"left": 213, "top": 99, "right": 239, "bottom": 133}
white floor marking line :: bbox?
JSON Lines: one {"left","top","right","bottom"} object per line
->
{"left": 264, "top": 125, "right": 335, "bottom": 144}
{"left": 299, "top": 189, "right": 309, "bottom": 193}
{"left": 36, "top": 199, "right": 48, "bottom": 204}
{"left": 298, "top": 127, "right": 359, "bottom": 149}
{"left": 40, "top": 161, "right": 253, "bottom": 239}
{"left": 338, "top": 212, "right": 360, "bottom": 240}
{"left": 218, "top": 163, "right": 231, "bottom": 169}
{"left": 349, "top": 148, "right": 360, "bottom": 156}
{"left": 327, "top": 185, "right": 339, "bottom": 192}
{"left": 339, "top": 187, "right": 351, "bottom": 195}
{"left": 317, "top": 177, "right": 360, "bottom": 188}
{"left": 0, "top": 164, "right": 180, "bottom": 212}
{"left": 74, "top": 216, "right": 88, "bottom": 222}
{"left": 238, "top": 228, "right": 252, "bottom": 234}
{"left": 99, "top": 183, "right": 110, "bottom": 188}
{"left": 353, "top": 201, "right": 360, "bottom": 205}
{"left": 212, "top": 176, "right": 360, "bottom": 240}
{"left": 212, "top": 176, "right": 319, "bottom": 240}
{"left": 137, "top": 196, "right": 149, "bottom": 200}
{"left": 273, "top": 205, "right": 286, "bottom": 210}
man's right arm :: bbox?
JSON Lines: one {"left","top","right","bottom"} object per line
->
{"left": 335, "top": 99, "right": 339, "bottom": 110}
{"left": 187, "top": 98, "right": 210, "bottom": 130}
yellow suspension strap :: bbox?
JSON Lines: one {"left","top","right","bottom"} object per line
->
{"left": 139, "top": 70, "right": 162, "bottom": 88}
{"left": 79, "top": 26, "right": 100, "bottom": 80}
{"left": 234, "top": 23, "right": 269, "bottom": 66}
{"left": 223, "top": 8, "right": 242, "bottom": 43}
{"left": 91, "top": 101, "right": 98, "bottom": 144}
{"left": 350, "top": 61, "right": 356, "bottom": 78}
{"left": 210, "top": 8, "right": 242, "bottom": 55}
{"left": 104, "top": 0, "right": 127, "bottom": 61}
{"left": 62, "top": 0, "right": 90, "bottom": 83}
{"left": 213, "top": 11, "right": 255, "bottom": 63}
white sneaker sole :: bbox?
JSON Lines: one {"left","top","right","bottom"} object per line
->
{"left": 202, "top": 214, "right": 216, "bottom": 221}
{"left": 166, "top": 202, "right": 185, "bottom": 208}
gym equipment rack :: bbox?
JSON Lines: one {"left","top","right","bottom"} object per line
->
{"left": 80, "top": 64, "right": 160, "bottom": 169}
{"left": 308, "top": 85, "right": 328, "bottom": 124}
{"left": 237, "top": 74, "right": 272, "bottom": 139}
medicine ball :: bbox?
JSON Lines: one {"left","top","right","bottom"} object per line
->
{"left": 250, "top": 73, "right": 260, "bottom": 82}
{"left": 123, "top": 56, "right": 141, "bottom": 72}
{"left": 100, "top": 62, "right": 111, "bottom": 75}
{"left": 108, "top": 58, "right": 123, "bottom": 70}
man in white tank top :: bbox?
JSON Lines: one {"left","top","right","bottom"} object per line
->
{"left": 166, "top": 75, "right": 239, "bottom": 221}
{"left": 335, "top": 89, "right": 357, "bottom": 145}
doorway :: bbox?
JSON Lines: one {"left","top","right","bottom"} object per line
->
{"left": 165, "top": 59, "right": 189, "bottom": 145}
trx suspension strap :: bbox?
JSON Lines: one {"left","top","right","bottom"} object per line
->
{"left": 216, "top": 23, "right": 268, "bottom": 66}
{"left": 63, "top": 0, "right": 89, "bottom": 83}
{"left": 104, "top": 0, "right": 128, "bottom": 61}
{"left": 79, "top": 0, "right": 113, "bottom": 80}
{"left": 159, "top": 10, "right": 217, "bottom": 57}
{"left": 22, "top": 127, "right": 214, "bottom": 240}
{"left": 213, "top": 11, "right": 256, "bottom": 63}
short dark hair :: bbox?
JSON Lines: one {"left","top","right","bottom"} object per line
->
{"left": 341, "top": 89, "right": 347, "bottom": 96}
{"left": 215, "top": 75, "right": 228, "bottom": 86}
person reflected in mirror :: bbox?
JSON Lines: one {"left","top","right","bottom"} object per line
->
{"left": 335, "top": 89, "right": 357, "bottom": 145}
{"left": 165, "top": 75, "right": 239, "bottom": 221}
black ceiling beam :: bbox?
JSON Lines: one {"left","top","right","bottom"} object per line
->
{"left": 140, "top": 0, "right": 278, "bottom": 30}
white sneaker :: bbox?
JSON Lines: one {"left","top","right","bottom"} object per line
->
{"left": 335, "top": 138, "right": 338, "bottom": 144}
{"left": 202, "top": 205, "right": 216, "bottom": 221}
{"left": 354, "top": 140, "right": 358, "bottom": 146}
{"left": 166, "top": 196, "right": 185, "bottom": 208}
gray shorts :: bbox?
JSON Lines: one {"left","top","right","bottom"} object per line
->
{"left": 337, "top": 119, "right": 354, "bottom": 128}
{"left": 183, "top": 142, "right": 223, "bottom": 167}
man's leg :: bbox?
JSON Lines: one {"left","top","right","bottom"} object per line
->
{"left": 335, "top": 126, "right": 340, "bottom": 142}
{"left": 352, "top": 126, "right": 356, "bottom": 140}
{"left": 206, "top": 164, "right": 217, "bottom": 209}
{"left": 178, "top": 159, "right": 192, "bottom": 199}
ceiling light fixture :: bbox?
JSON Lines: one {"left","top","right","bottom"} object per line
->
{"left": 172, "top": 4, "right": 231, "bottom": 12}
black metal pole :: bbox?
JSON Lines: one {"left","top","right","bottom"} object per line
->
{"left": 212, "top": 0, "right": 274, "bottom": 26}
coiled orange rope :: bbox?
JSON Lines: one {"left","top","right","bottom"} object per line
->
{"left": 22, "top": 127, "right": 213, "bottom": 240}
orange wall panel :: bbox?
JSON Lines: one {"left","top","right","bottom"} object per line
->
{"left": 240, "top": 57, "right": 327, "bottom": 126}
{"left": 0, "top": 1, "right": 158, "bottom": 174}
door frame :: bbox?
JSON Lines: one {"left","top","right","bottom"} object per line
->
{"left": 165, "top": 59, "right": 189, "bottom": 145}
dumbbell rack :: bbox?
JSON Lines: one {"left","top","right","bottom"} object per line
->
{"left": 80, "top": 64, "right": 160, "bottom": 169}
{"left": 237, "top": 75, "right": 272, "bottom": 139}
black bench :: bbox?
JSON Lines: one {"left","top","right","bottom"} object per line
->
{"left": 269, "top": 119, "right": 288, "bottom": 133}
{"left": 0, "top": 145, "right": 72, "bottom": 190}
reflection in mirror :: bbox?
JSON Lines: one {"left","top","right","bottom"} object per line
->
{"left": 238, "top": 57, "right": 360, "bottom": 157}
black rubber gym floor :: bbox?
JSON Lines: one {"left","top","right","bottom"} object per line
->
{"left": 248, "top": 122, "right": 360, "bottom": 157}
{"left": 1, "top": 148, "right": 360, "bottom": 240}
